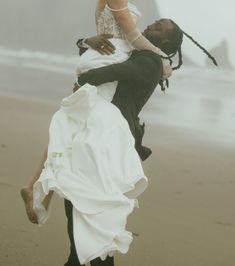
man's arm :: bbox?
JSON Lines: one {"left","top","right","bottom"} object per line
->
{"left": 77, "top": 51, "right": 163, "bottom": 88}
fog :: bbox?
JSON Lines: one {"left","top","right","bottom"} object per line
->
{"left": 157, "top": 0, "right": 235, "bottom": 66}
{"left": 1, "top": 0, "right": 233, "bottom": 67}
{"left": 0, "top": 0, "right": 234, "bottom": 140}
{"left": 0, "top": 0, "right": 159, "bottom": 55}
{"left": 0, "top": 2, "right": 235, "bottom": 266}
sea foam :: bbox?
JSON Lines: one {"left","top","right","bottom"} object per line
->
{"left": 0, "top": 46, "right": 78, "bottom": 74}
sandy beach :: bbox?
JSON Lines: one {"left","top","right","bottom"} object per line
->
{"left": 0, "top": 63, "right": 235, "bottom": 266}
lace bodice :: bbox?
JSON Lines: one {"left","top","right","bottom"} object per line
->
{"left": 96, "top": 2, "right": 141, "bottom": 39}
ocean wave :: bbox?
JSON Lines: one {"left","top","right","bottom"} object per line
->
{"left": 0, "top": 46, "right": 79, "bottom": 74}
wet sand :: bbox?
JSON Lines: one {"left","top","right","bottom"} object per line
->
{"left": 0, "top": 65, "right": 235, "bottom": 266}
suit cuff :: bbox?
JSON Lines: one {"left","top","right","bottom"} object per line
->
{"left": 76, "top": 38, "right": 90, "bottom": 49}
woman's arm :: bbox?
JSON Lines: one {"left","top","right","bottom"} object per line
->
{"left": 106, "top": 0, "right": 135, "bottom": 33}
{"left": 106, "top": 0, "right": 171, "bottom": 79}
{"left": 96, "top": 0, "right": 106, "bottom": 25}
{"left": 106, "top": 0, "right": 155, "bottom": 47}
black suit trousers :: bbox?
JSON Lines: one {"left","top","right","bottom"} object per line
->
{"left": 64, "top": 199, "right": 114, "bottom": 266}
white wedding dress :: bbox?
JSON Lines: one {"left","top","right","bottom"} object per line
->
{"left": 33, "top": 3, "right": 148, "bottom": 264}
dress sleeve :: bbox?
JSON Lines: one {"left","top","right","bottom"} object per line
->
{"left": 106, "top": 0, "right": 172, "bottom": 80}
{"left": 96, "top": 0, "right": 106, "bottom": 25}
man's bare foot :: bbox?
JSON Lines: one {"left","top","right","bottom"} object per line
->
{"left": 20, "top": 187, "right": 38, "bottom": 224}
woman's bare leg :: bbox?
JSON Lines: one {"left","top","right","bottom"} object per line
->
{"left": 21, "top": 147, "right": 54, "bottom": 223}
{"left": 27, "top": 148, "right": 47, "bottom": 186}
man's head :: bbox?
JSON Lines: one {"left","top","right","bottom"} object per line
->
{"left": 143, "top": 18, "right": 217, "bottom": 71}
{"left": 143, "top": 18, "right": 183, "bottom": 56}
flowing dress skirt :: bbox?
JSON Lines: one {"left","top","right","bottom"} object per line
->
{"left": 33, "top": 39, "right": 148, "bottom": 264}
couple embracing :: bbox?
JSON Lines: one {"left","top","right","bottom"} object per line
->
{"left": 21, "top": 1, "right": 217, "bottom": 265}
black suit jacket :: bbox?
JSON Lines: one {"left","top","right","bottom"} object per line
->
{"left": 77, "top": 49, "right": 163, "bottom": 160}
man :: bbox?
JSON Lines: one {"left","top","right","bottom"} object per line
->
{"left": 76, "top": 18, "right": 183, "bottom": 160}
{"left": 21, "top": 17, "right": 216, "bottom": 266}
{"left": 64, "top": 18, "right": 183, "bottom": 266}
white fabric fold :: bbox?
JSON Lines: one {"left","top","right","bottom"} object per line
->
{"left": 33, "top": 10, "right": 149, "bottom": 261}
{"left": 33, "top": 84, "right": 148, "bottom": 263}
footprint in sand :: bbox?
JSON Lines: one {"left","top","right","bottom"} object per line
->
{"left": 1, "top": 144, "right": 7, "bottom": 148}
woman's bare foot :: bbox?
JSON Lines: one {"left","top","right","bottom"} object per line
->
{"left": 20, "top": 187, "right": 38, "bottom": 224}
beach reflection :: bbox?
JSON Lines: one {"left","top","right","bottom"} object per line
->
{"left": 143, "top": 68, "right": 235, "bottom": 147}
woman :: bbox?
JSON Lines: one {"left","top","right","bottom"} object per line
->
{"left": 21, "top": 1, "right": 172, "bottom": 265}
{"left": 21, "top": 1, "right": 218, "bottom": 265}
{"left": 21, "top": 0, "right": 171, "bottom": 225}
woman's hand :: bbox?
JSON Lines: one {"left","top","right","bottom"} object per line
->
{"left": 86, "top": 34, "right": 116, "bottom": 55}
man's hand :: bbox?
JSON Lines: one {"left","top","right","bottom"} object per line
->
{"left": 86, "top": 34, "right": 116, "bottom": 55}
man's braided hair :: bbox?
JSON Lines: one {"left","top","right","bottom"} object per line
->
{"left": 159, "top": 20, "right": 218, "bottom": 91}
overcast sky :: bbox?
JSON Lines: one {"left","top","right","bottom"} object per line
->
{"left": 156, "top": 0, "right": 234, "bottom": 66}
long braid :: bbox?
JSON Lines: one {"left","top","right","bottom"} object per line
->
{"left": 157, "top": 19, "right": 218, "bottom": 91}
{"left": 159, "top": 47, "right": 182, "bottom": 91}
{"left": 161, "top": 20, "right": 218, "bottom": 70}
{"left": 172, "top": 46, "right": 183, "bottom": 70}
{"left": 182, "top": 31, "right": 218, "bottom": 66}
{"left": 159, "top": 20, "right": 184, "bottom": 72}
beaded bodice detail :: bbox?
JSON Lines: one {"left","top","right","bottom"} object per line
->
{"left": 96, "top": 3, "right": 141, "bottom": 39}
